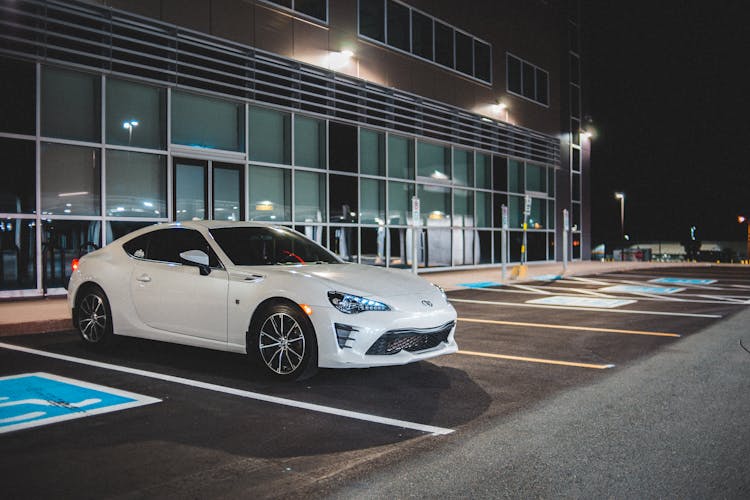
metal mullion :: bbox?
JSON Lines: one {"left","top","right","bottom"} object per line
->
{"left": 100, "top": 74, "right": 106, "bottom": 247}
{"left": 34, "top": 61, "right": 42, "bottom": 294}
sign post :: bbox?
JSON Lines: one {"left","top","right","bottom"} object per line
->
{"left": 562, "top": 208, "right": 570, "bottom": 272}
{"left": 411, "top": 196, "right": 420, "bottom": 274}
{"left": 522, "top": 195, "right": 531, "bottom": 265}
{"left": 501, "top": 204, "right": 508, "bottom": 280}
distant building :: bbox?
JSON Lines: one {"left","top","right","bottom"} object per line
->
{"left": 0, "top": 0, "right": 589, "bottom": 297}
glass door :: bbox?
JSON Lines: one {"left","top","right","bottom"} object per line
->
{"left": 212, "top": 163, "right": 244, "bottom": 222}
{"left": 174, "top": 158, "right": 207, "bottom": 221}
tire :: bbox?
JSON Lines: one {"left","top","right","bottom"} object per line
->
{"left": 248, "top": 301, "right": 318, "bottom": 381}
{"left": 75, "top": 286, "right": 114, "bottom": 348}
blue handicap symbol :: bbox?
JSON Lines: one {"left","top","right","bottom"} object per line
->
{"left": 458, "top": 281, "right": 503, "bottom": 288}
{"left": 651, "top": 277, "right": 717, "bottom": 285}
{"left": 0, "top": 373, "right": 159, "bottom": 433}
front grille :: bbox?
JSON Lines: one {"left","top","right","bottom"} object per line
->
{"left": 366, "top": 321, "right": 454, "bottom": 356}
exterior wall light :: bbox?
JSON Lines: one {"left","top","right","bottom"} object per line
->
{"left": 327, "top": 50, "right": 354, "bottom": 70}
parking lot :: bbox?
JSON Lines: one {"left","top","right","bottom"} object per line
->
{"left": 2, "top": 265, "right": 750, "bottom": 497}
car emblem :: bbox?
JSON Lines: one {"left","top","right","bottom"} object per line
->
{"left": 421, "top": 300, "right": 433, "bottom": 308}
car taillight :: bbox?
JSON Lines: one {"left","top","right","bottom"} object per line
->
{"left": 71, "top": 259, "right": 79, "bottom": 272}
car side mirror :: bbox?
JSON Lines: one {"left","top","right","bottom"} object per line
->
{"left": 179, "top": 250, "right": 211, "bottom": 276}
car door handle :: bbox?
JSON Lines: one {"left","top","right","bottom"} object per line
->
{"left": 136, "top": 274, "right": 152, "bottom": 283}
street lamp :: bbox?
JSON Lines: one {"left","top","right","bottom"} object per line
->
{"left": 614, "top": 192, "right": 625, "bottom": 258}
{"left": 738, "top": 216, "right": 750, "bottom": 262}
{"left": 122, "top": 120, "right": 139, "bottom": 144}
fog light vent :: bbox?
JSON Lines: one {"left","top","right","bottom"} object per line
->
{"left": 334, "top": 323, "right": 358, "bottom": 349}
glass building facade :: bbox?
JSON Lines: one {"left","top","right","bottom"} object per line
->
{"left": 0, "top": 0, "right": 585, "bottom": 297}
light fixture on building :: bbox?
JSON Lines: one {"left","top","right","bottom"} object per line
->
{"left": 255, "top": 201, "right": 274, "bottom": 211}
{"left": 327, "top": 49, "right": 354, "bottom": 70}
{"left": 428, "top": 211, "right": 444, "bottom": 220}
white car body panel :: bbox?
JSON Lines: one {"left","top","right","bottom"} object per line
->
{"left": 68, "top": 221, "right": 458, "bottom": 370}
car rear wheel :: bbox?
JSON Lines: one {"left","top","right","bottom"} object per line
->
{"left": 75, "top": 286, "right": 113, "bottom": 347}
{"left": 249, "top": 302, "right": 318, "bottom": 381}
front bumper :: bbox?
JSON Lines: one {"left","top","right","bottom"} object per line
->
{"left": 310, "top": 304, "right": 458, "bottom": 368}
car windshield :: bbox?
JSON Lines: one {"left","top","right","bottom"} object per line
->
{"left": 209, "top": 226, "right": 341, "bottom": 266}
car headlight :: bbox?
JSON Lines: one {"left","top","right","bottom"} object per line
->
{"left": 328, "top": 291, "right": 391, "bottom": 314}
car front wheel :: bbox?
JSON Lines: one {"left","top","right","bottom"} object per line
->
{"left": 249, "top": 302, "right": 318, "bottom": 381}
{"left": 75, "top": 286, "right": 113, "bottom": 347}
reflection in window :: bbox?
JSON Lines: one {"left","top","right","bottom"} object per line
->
{"left": 249, "top": 165, "right": 291, "bottom": 221}
{"left": 106, "top": 150, "right": 166, "bottom": 218}
{"left": 476, "top": 153, "right": 491, "bottom": 189}
{"left": 294, "top": 116, "right": 326, "bottom": 169}
{"left": 474, "top": 40, "right": 491, "bottom": 82}
{"left": 213, "top": 164, "right": 243, "bottom": 222}
{"left": 360, "top": 178, "right": 385, "bottom": 225}
{"left": 388, "top": 135, "right": 414, "bottom": 179}
{"left": 106, "top": 220, "right": 155, "bottom": 244}
{"left": 508, "top": 159, "right": 524, "bottom": 193}
{"left": 509, "top": 195, "right": 523, "bottom": 228}
{"left": 41, "top": 143, "right": 100, "bottom": 216}
{"left": 0, "top": 138, "right": 35, "bottom": 214}
{"left": 434, "top": 21, "right": 454, "bottom": 68}
{"left": 0, "top": 56, "right": 35, "bottom": 135}
{"left": 530, "top": 198, "right": 546, "bottom": 229}
{"left": 360, "top": 227, "right": 386, "bottom": 266}
{"left": 476, "top": 191, "right": 491, "bottom": 228}
{"left": 106, "top": 78, "right": 165, "bottom": 149}
{"left": 507, "top": 53, "right": 549, "bottom": 106}
{"left": 330, "top": 225, "right": 358, "bottom": 262}
{"left": 453, "top": 189, "right": 474, "bottom": 228}
{"left": 42, "top": 66, "right": 101, "bottom": 142}
{"left": 329, "top": 122, "right": 357, "bottom": 173}
{"left": 294, "top": 170, "right": 326, "bottom": 223}
{"left": 0, "top": 219, "right": 36, "bottom": 291}
{"left": 477, "top": 230, "right": 491, "bottom": 264}
{"left": 249, "top": 107, "right": 291, "bottom": 164}
{"left": 424, "top": 228, "right": 451, "bottom": 268}
{"left": 412, "top": 11, "right": 433, "bottom": 60}
{"left": 452, "top": 229, "right": 476, "bottom": 266}
{"left": 329, "top": 174, "right": 358, "bottom": 223}
{"left": 43, "top": 220, "right": 101, "bottom": 289}
{"left": 418, "top": 141, "right": 450, "bottom": 180}
{"left": 387, "top": 181, "right": 413, "bottom": 225}
{"left": 455, "top": 31, "right": 473, "bottom": 75}
{"left": 172, "top": 91, "right": 244, "bottom": 151}
{"left": 526, "top": 164, "right": 546, "bottom": 193}
{"left": 360, "top": 129, "right": 385, "bottom": 176}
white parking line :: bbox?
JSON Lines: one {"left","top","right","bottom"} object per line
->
{"left": 450, "top": 298, "right": 723, "bottom": 318}
{"left": 0, "top": 342, "right": 454, "bottom": 436}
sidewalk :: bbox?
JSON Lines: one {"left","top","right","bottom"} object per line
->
{"left": 0, "top": 260, "right": 696, "bottom": 337}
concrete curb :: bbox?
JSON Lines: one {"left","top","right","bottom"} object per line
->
{"left": 0, "top": 319, "right": 73, "bottom": 337}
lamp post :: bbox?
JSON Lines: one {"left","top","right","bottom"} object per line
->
{"left": 614, "top": 192, "right": 625, "bottom": 259}
{"left": 739, "top": 216, "right": 750, "bottom": 262}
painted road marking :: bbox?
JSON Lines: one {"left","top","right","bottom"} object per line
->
{"left": 509, "top": 284, "right": 553, "bottom": 294}
{"left": 450, "top": 298, "right": 723, "bottom": 318}
{"left": 527, "top": 296, "right": 636, "bottom": 308}
{"left": 458, "top": 350, "right": 614, "bottom": 370}
{"left": 0, "top": 342, "right": 454, "bottom": 436}
{"left": 458, "top": 281, "right": 503, "bottom": 288}
{"left": 600, "top": 285, "right": 685, "bottom": 295}
{"left": 457, "top": 317, "right": 681, "bottom": 338}
{"left": 0, "top": 372, "right": 160, "bottom": 434}
{"left": 650, "top": 277, "right": 717, "bottom": 286}
{"left": 566, "top": 276, "right": 612, "bottom": 286}
{"left": 531, "top": 274, "right": 562, "bottom": 281}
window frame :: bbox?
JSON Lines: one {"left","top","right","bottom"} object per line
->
{"left": 506, "top": 53, "right": 550, "bottom": 107}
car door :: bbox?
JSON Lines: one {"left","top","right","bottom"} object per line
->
{"left": 130, "top": 228, "right": 228, "bottom": 342}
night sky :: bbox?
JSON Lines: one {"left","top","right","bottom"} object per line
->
{"left": 583, "top": 1, "right": 749, "bottom": 247}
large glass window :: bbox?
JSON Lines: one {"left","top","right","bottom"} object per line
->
{"left": 530, "top": 198, "right": 546, "bottom": 229}
{"left": 508, "top": 195, "right": 523, "bottom": 228}
{"left": 493, "top": 155, "right": 507, "bottom": 191}
{"left": 43, "top": 220, "right": 101, "bottom": 289}
{"left": 359, "top": 0, "right": 385, "bottom": 42}
{"left": 412, "top": 11, "right": 433, "bottom": 60}
{"left": 508, "top": 159, "right": 524, "bottom": 193}
{"left": 249, "top": 165, "right": 291, "bottom": 221}
{"left": 434, "top": 21, "right": 454, "bottom": 68}
{"left": 453, "top": 189, "right": 474, "bottom": 227}
{"left": 249, "top": 107, "right": 291, "bottom": 165}
{"left": 360, "top": 178, "right": 385, "bottom": 225}
{"left": 0, "top": 57, "right": 35, "bottom": 135}
{"left": 106, "top": 78, "right": 166, "bottom": 149}
{"left": 388, "top": 135, "right": 414, "bottom": 179}
{"left": 474, "top": 40, "right": 491, "bottom": 83}
{"left": 106, "top": 221, "right": 155, "bottom": 244}
{"left": 213, "top": 164, "right": 244, "bottom": 222}
{"left": 171, "top": 91, "right": 244, "bottom": 152}
{"left": 41, "top": 143, "right": 100, "bottom": 216}
{"left": 526, "top": 164, "right": 546, "bottom": 193}
{"left": 330, "top": 226, "right": 358, "bottom": 262}
{"left": 294, "top": 116, "right": 326, "bottom": 169}
{"left": 476, "top": 191, "right": 491, "bottom": 228}
{"left": 417, "top": 141, "right": 450, "bottom": 180}
{"left": 455, "top": 31, "right": 473, "bottom": 75}
{"left": 0, "top": 138, "right": 35, "bottom": 214}
{"left": 105, "top": 150, "right": 166, "bottom": 218}
{"left": 294, "top": 170, "right": 326, "bottom": 222}
{"left": 42, "top": 67, "right": 101, "bottom": 142}
{"left": 0, "top": 219, "right": 36, "bottom": 291}
{"left": 386, "top": 1, "right": 410, "bottom": 52}
{"left": 476, "top": 153, "right": 491, "bottom": 189}
{"left": 360, "top": 227, "right": 387, "bottom": 266}
{"left": 295, "top": 0, "right": 326, "bottom": 21}
{"left": 174, "top": 159, "right": 206, "bottom": 221}
{"left": 329, "top": 174, "right": 358, "bottom": 223}
{"left": 452, "top": 148, "right": 473, "bottom": 186}
{"left": 418, "top": 184, "right": 450, "bottom": 226}
{"left": 329, "top": 122, "right": 357, "bottom": 173}
{"left": 360, "top": 129, "right": 385, "bottom": 176}
{"left": 507, "top": 54, "right": 549, "bottom": 106}
{"left": 387, "top": 181, "right": 413, "bottom": 225}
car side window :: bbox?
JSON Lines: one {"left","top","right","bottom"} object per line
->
{"left": 122, "top": 234, "right": 151, "bottom": 259}
{"left": 146, "top": 228, "right": 221, "bottom": 268}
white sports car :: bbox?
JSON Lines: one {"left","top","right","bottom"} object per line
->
{"left": 67, "top": 221, "right": 458, "bottom": 380}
